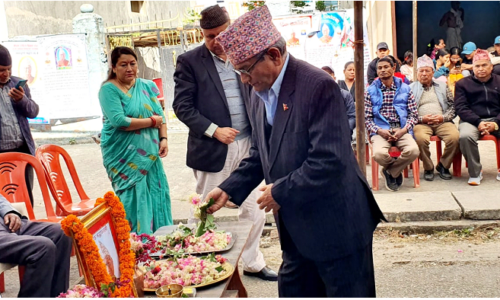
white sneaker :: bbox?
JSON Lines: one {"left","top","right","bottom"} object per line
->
{"left": 468, "top": 172, "right": 483, "bottom": 186}
{"left": 497, "top": 172, "right": 500, "bottom": 181}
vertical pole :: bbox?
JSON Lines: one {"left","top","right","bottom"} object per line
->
{"left": 413, "top": 1, "right": 418, "bottom": 81}
{"left": 354, "top": 1, "right": 366, "bottom": 176}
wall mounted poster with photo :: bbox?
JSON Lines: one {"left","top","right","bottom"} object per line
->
{"left": 3, "top": 34, "right": 100, "bottom": 125}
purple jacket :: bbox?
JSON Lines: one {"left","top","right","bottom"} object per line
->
{"left": 2, "top": 76, "right": 39, "bottom": 155}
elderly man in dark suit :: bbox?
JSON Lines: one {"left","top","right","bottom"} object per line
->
{"left": 172, "top": 5, "right": 277, "bottom": 281}
{"left": 204, "top": 5, "right": 385, "bottom": 297}
{"left": 0, "top": 194, "right": 72, "bottom": 297}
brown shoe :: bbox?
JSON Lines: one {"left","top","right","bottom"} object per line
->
{"left": 224, "top": 201, "right": 239, "bottom": 209}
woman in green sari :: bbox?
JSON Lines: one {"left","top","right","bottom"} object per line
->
{"left": 98, "top": 47, "right": 172, "bottom": 234}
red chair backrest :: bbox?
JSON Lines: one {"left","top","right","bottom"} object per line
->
{"left": 36, "top": 145, "right": 90, "bottom": 215}
{"left": 0, "top": 152, "right": 56, "bottom": 220}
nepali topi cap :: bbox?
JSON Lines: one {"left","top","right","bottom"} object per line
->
{"left": 473, "top": 49, "right": 491, "bottom": 63}
{"left": 215, "top": 5, "right": 282, "bottom": 66}
{"left": 417, "top": 54, "right": 435, "bottom": 70}
{"left": 200, "top": 5, "right": 229, "bottom": 29}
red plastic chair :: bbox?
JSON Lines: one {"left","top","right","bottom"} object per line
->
{"left": 434, "top": 134, "right": 500, "bottom": 177}
{"left": 371, "top": 145, "right": 420, "bottom": 191}
{"left": 0, "top": 153, "right": 62, "bottom": 222}
{"left": 36, "top": 145, "right": 96, "bottom": 217}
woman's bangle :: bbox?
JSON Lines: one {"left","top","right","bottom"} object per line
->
{"left": 149, "top": 116, "right": 156, "bottom": 128}
{"left": 160, "top": 137, "right": 168, "bottom": 142}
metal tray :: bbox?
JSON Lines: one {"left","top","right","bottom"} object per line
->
{"left": 149, "top": 227, "right": 237, "bottom": 258}
{"left": 143, "top": 261, "right": 235, "bottom": 292}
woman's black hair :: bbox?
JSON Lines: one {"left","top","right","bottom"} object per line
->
{"left": 106, "top": 46, "right": 138, "bottom": 81}
{"left": 436, "top": 48, "right": 450, "bottom": 60}
{"left": 427, "top": 37, "right": 444, "bottom": 56}
{"left": 449, "top": 47, "right": 461, "bottom": 57}
{"left": 402, "top": 51, "right": 413, "bottom": 65}
{"left": 343, "top": 61, "right": 354, "bottom": 71}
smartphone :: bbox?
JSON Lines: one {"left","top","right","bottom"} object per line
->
{"left": 15, "top": 79, "right": 27, "bottom": 90}
{"left": 455, "top": 63, "right": 461, "bottom": 69}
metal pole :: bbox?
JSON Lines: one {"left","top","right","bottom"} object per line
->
{"left": 412, "top": 1, "right": 417, "bottom": 81}
{"left": 354, "top": 1, "right": 366, "bottom": 176}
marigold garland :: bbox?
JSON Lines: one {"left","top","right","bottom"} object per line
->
{"left": 61, "top": 191, "right": 136, "bottom": 298}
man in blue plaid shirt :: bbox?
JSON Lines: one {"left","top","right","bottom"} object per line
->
{"left": 365, "top": 57, "right": 420, "bottom": 191}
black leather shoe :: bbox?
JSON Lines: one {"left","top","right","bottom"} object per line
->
{"left": 395, "top": 172, "right": 404, "bottom": 187}
{"left": 381, "top": 169, "right": 399, "bottom": 191}
{"left": 424, "top": 170, "right": 434, "bottom": 181}
{"left": 436, "top": 163, "right": 452, "bottom": 180}
{"left": 243, "top": 266, "right": 278, "bottom": 281}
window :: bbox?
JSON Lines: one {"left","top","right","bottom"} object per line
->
{"left": 130, "top": 1, "right": 144, "bottom": 13}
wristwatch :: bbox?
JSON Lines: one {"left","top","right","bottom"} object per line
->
{"left": 494, "top": 123, "right": 499, "bottom": 131}
{"left": 160, "top": 137, "right": 168, "bottom": 142}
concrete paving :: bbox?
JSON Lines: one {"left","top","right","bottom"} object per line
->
{"left": 375, "top": 191, "right": 462, "bottom": 222}
{"left": 28, "top": 130, "right": 500, "bottom": 223}
{"left": 453, "top": 190, "right": 500, "bottom": 220}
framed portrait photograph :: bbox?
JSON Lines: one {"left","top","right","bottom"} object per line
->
{"left": 69, "top": 202, "right": 138, "bottom": 297}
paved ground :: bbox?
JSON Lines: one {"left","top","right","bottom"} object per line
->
{"left": 2, "top": 226, "right": 500, "bottom": 297}
{"left": 2, "top": 129, "right": 500, "bottom": 297}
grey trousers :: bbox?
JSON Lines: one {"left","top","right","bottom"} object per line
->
{"left": 0, "top": 217, "right": 72, "bottom": 297}
{"left": 459, "top": 119, "right": 500, "bottom": 177}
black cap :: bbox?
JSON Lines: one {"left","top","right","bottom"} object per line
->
{"left": 200, "top": 5, "right": 230, "bottom": 29}
{"left": 377, "top": 42, "right": 389, "bottom": 50}
{"left": 0, "top": 44, "right": 12, "bottom": 67}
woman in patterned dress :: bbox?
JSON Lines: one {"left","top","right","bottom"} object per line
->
{"left": 98, "top": 47, "right": 172, "bottom": 234}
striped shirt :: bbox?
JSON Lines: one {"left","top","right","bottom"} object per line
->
{"left": 0, "top": 82, "right": 24, "bottom": 150}
{"left": 364, "top": 81, "right": 418, "bottom": 135}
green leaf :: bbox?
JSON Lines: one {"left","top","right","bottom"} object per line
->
{"left": 215, "top": 266, "right": 224, "bottom": 273}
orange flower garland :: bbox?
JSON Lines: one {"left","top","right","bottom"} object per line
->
{"left": 61, "top": 191, "right": 136, "bottom": 298}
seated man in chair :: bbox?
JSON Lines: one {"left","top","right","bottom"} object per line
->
{"left": 365, "top": 57, "right": 420, "bottom": 191}
{"left": 455, "top": 49, "right": 500, "bottom": 185}
{"left": 411, "top": 55, "right": 459, "bottom": 181}
{"left": 0, "top": 194, "right": 71, "bottom": 297}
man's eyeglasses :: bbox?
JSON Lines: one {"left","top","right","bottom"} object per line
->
{"left": 233, "top": 51, "right": 267, "bottom": 76}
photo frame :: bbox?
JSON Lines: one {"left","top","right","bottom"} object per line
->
{"left": 69, "top": 202, "right": 138, "bottom": 297}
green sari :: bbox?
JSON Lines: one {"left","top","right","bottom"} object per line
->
{"left": 99, "top": 78, "right": 172, "bottom": 234}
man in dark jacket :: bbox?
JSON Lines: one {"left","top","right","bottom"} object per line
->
{"left": 205, "top": 6, "right": 384, "bottom": 297}
{"left": 0, "top": 44, "right": 39, "bottom": 206}
{"left": 367, "top": 42, "right": 390, "bottom": 85}
{"left": 172, "top": 5, "right": 276, "bottom": 281}
{"left": 455, "top": 49, "right": 500, "bottom": 185}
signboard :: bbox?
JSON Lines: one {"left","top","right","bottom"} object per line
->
{"left": 273, "top": 15, "right": 312, "bottom": 61}
{"left": 3, "top": 34, "right": 99, "bottom": 125}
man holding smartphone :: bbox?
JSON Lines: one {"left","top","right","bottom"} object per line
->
{"left": 0, "top": 44, "right": 39, "bottom": 206}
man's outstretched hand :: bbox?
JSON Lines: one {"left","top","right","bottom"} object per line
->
{"left": 205, "top": 187, "right": 230, "bottom": 214}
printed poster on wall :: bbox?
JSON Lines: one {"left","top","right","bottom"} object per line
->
{"left": 2, "top": 40, "right": 49, "bottom": 124}
{"left": 273, "top": 15, "right": 312, "bottom": 61}
{"left": 304, "top": 9, "right": 371, "bottom": 82}
{"left": 36, "top": 34, "right": 95, "bottom": 120}
{"left": 3, "top": 34, "right": 97, "bottom": 125}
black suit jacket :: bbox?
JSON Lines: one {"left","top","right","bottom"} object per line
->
{"left": 219, "top": 56, "right": 385, "bottom": 262}
{"left": 173, "top": 45, "right": 251, "bottom": 172}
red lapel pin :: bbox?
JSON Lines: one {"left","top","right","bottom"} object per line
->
{"left": 283, "top": 103, "right": 289, "bottom": 111}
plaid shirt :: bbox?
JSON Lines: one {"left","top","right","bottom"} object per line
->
{"left": 364, "top": 81, "right": 419, "bottom": 135}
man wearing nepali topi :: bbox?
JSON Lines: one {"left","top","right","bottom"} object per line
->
{"left": 204, "top": 5, "right": 385, "bottom": 298}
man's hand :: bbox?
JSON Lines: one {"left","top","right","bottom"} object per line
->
{"left": 377, "top": 129, "right": 394, "bottom": 141}
{"left": 392, "top": 127, "right": 408, "bottom": 141}
{"left": 8, "top": 86, "right": 25, "bottom": 102}
{"left": 4, "top": 213, "right": 21, "bottom": 233}
{"left": 478, "top": 122, "right": 490, "bottom": 135}
{"left": 428, "top": 115, "right": 444, "bottom": 125}
{"left": 205, "top": 187, "right": 230, "bottom": 214}
{"left": 422, "top": 114, "right": 433, "bottom": 124}
{"left": 158, "top": 139, "right": 168, "bottom": 158}
{"left": 213, "top": 127, "right": 239, "bottom": 145}
{"left": 256, "top": 184, "right": 281, "bottom": 213}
